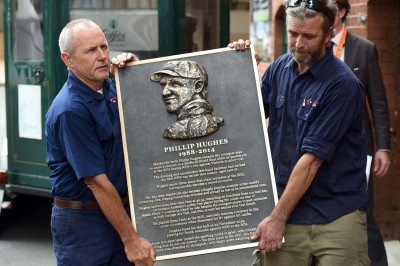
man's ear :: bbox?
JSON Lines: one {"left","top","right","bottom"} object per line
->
{"left": 194, "top": 80, "right": 204, "bottom": 93}
{"left": 338, "top": 7, "right": 347, "bottom": 21}
{"left": 61, "top": 52, "right": 73, "bottom": 69}
{"left": 326, "top": 27, "right": 334, "bottom": 44}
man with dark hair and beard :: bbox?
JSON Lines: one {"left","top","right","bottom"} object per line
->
{"left": 230, "top": 0, "right": 369, "bottom": 265}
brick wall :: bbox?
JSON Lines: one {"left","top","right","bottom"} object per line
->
{"left": 346, "top": 1, "right": 368, "bottom": 36}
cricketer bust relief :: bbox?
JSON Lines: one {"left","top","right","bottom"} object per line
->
{"left": 150, "top": 60, "right": 224, "bottom": 140}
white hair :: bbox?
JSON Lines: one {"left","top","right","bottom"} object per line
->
{"left": 58, "top": 19, "right": 100, "bottom": 54}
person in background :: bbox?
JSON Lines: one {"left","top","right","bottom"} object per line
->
{"left": 45, "top": 18, "right": 156, "bottom": 266}
{"left": 230, "top": 0, "right": 369, "bottom": 264}
{"left": 332, "top": 1, "right": 391, "bottom": 265}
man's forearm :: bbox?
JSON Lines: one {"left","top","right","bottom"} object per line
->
{"left": 85, "top": 174, "right": 138, "bottom": 243}
{"left": 271, "top": 153, "right": 323, "bottom": 221}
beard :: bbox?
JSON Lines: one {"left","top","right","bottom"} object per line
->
{"left": 289, "top": 40, "right": 326, "bottom": 66}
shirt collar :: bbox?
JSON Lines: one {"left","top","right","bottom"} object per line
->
{"left": 309, "top": 48, "right": 336, "bottom": 79}
{"left": 331, "top": 27, "right": 345, "bottom": 45}
{"left": 285, "top": 48, "right": 336, "bottom": 80}
{"left": 68, "top": 71, "right": 112, "bottom": 102}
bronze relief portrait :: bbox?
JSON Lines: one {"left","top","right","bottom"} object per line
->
{"left": 150, "top": 60, "right": 224, "bottom": 139}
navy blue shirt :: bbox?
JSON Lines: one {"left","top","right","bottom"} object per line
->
{"left": 45, "top": 72, "right": 127, "bottom": 200}
{"left": 261, "top": 49, "right": 367, "bottom": 224}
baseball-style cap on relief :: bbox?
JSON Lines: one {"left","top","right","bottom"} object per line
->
{"left": 150, "top": 60, "right": 208, "bottom": 83}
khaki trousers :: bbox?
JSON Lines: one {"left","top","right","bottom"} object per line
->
{"left": 252, "top": 210, "right": 370, "bottom": 266}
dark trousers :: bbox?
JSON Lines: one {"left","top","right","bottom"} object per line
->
{"left": 366, "top": 171, "right": 388, "bottom": 266}
{"left": 50, "top": 205, "right": 132, "bottom": 266}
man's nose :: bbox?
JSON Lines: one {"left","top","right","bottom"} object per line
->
{"left": 296, "top": 37, "right": 305, "bottom": 48}
{"left": 97, "top": 48, "right": 107, "bottom": 59}
{"left": 162, "top": 86, "right": 171, "bottom": 96}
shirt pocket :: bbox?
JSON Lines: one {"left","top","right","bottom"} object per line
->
{"left": 297, "top": 105, "right": 319, "bottom": 122}
{"left": 275, "top": 93, "right": 284, "bottom": 108}
{"left": 96, "top": 120, "right": 113, "bottom": 142}
{"left": 269, "top": 93, "right": 284, "bottom": 121}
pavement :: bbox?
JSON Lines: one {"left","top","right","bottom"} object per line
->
{"left": 385, "top": 240, "right": 400, "bottom": 266}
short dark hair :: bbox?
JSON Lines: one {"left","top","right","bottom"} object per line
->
{"left": 335, "top": 0, "right": 351, "bottom": 21}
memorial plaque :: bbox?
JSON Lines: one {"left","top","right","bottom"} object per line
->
{"left": 115, "top": 47, "right": 278, "bottom": 262}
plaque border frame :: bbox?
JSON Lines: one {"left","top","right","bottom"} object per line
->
{"left": 115, "top": 45, "right": 278, "bottom": 261}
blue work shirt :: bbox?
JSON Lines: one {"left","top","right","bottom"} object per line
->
{"left": 261, "top": 49, "right": 367, "bottom": 224}
{"left": 45, "top": 72, "right": 127, "bottom": 200}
